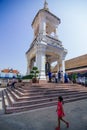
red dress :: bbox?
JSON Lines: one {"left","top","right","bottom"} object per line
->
{"left": 57, "top": 101, "right": 65, "bottom": 118}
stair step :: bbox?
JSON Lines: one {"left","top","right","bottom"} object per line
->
{"left": 2, "top": 83, "right": 87, "bottom": 114}
{"left": 5, "top": 95, "right": 87, "bottom": 114}
{"left": 16, "top": 91, "right": 87, "bottom": 101}
{"left": 12, "top": 92, "right": 87, "bottom": 107}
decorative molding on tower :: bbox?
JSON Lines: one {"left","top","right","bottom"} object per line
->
{"left": 44, "top": 0, "right": 49, "bottom": 11}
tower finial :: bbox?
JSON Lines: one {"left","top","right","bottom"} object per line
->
{"left": 44, "top": 0, "right": 49, "bottom": 11}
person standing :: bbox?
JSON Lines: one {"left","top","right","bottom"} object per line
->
{"left": 58, "top": 71, "right": 61, "bottom": 82}
{"left": 56, "top": 96, "right": 69, "bottom": 130}
{"left": 48, "top": 71, "right": 52, "bottom": 82}
{"left": 55, "top": 73, "right": 58, "bottom": 83}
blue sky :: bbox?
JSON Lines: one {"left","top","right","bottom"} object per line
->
{"left": 0, "top": 0, "right": 87, "bottom": 75}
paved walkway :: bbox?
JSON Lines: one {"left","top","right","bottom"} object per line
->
{"left": 0, "top": 99, "right": 87, "bottom": 130}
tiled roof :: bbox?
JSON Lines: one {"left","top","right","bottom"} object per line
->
{"left": 65, "top": 54, "right": 87, "bottom": 69}
{"left": 1, "top": 69, "right": 19, "bottom": 74}
{"left": 51, "top": 54, "right": 87, "bottom": 73}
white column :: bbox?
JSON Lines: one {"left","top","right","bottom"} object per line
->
{"left": 39, "top": 19, "right": 46, "bottom": 35}
{"left": 58, "top": 59, "right": 63, "bottom": 82}
{"left": 57, "top": 60, "right": 59, "bottom": 73}
{"left": 27, "top": 59, "right": 31, "bottom": 75}
{"left": 43, "top": 21, "right": 46, "bottom": 35}
{"left": 54, "top": 26, "right": 58, "bottom": 39}
{"left": 62, "top": 60, "right": 65, "bottom": 76}
{"left": 27, "top": 64, "right": 29, "bottom": 75}
{"left": 39, "top": 20, "right": 43, "bottom": 34}
{"left": 36, "top": 45, "right": 46, "bottom": 80}
{"left": 59, "top": 59, "right": 65, "bottom": 83}
{"left": 32, "top": 60, "right": 35, "bottom": 67}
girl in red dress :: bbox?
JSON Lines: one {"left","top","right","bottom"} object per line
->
{"left": 56, "top": 96, "right": 69, "bottom": 130}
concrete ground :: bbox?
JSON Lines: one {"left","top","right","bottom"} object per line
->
{"left": 0, "top": 98, "right": 87, "bottom": 130}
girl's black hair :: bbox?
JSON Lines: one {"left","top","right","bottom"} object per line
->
{"left": 58, "top": 96, "right": 63, "bottom": 102}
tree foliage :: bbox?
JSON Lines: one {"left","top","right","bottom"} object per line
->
{"left": 30, "top": 66, "right": 39, "bottom": 78}
{"left": 22, "top": 67, "right": 39, "bottom": 80}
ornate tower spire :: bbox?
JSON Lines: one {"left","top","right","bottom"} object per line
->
{"left": 44, "top": 0, "right": 49, "bottom": 11}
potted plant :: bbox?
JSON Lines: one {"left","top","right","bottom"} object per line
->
{"left": 30, "top": 66, "right": 39, "bottom": 83}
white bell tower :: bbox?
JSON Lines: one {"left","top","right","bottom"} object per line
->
{"left": 32, "top": 0, "right": 60, "bottom": 40}
{"left": 26, "top": 1, "right": 67, "bottom": 83}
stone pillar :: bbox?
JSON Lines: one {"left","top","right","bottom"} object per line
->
{"left": 32, "top": 60, "right": 35, "bottom": 67}
{"left": 27, "top": 64, "right": 29, "bottom": 75}
{"left": 59, "top": 59, "right": 65, "bottom": 83}
{"left": 54, "top": 26, "right": 58, "bottom": 39}
{"left": 62, "top": 60, "right": 65, "bottom": 76}
{"left": 58, "top": 59, "right": 63, "bottom": 82}
{"left": 39, "top": 18, "right": 46, "bottom": 35}
{"left": 43, "top": 21, "right": 46, "bottom": 35}
{"left": 27, "top": 58, "right": 31, "bottom": 75}
{"left": 36, "top": 45, "right": 46, "bottom": 81}
{"left": 57, "top": 60, "right": 59, "bottom": 73}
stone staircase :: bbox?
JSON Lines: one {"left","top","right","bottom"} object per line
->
{"left": 1, "top": 83, "right": 87, "bottom": 114}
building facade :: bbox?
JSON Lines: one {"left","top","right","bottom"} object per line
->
{"left": 0, "top": 68, "right": 20, "bottom": 78}
{"left": 0, "top": 68, "right": 20, "bottom": 86}
{"left": 65, "top": 54, "right": 87, "bottom": 75}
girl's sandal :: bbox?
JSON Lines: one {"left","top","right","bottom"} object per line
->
{"left": 66, "top": 122, "right": 69, "bottom": 128}
{"left": 55, "top": 127, "right": 60, "bottom": 130}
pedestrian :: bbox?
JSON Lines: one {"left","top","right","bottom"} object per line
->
{"left": 48, "top": 71, "right": 52, "bottom": 82}
{"left": 55, "top": 73, "right": 58, "bottom": 83}
{"left": 11, "top": 78, "right": 16, "bottom": 89}
{"left": 58, "top": 71, "right": 61, "bottom": 82}
{"left": 56, "top": 96, "right": 69, "bottom": 130}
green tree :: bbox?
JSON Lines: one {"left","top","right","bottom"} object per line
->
{"left": 22, "top": 75, "right": 33, "bottom": 80}
{"left": 72, "top": 73, "right": 77, "bottom": 83}
{"left": 30, "top": 67, "right": 39, "bottom": 78}
{"left": 22, "top": 67, "right": 39, "bottom": 83}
